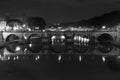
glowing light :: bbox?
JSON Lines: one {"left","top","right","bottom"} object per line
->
{"left": 13, "top": 57, "right": 16, "bottom": 60}
{"left": 37, "top": 56, "right": 40, "bottom": 59}
{"left": 28, "top": 28, "right": 31, "bottom": 31}
{"left": 8, "top": 56, "right": 10, "bottom": 60}
{"left": 29, "top": 43, "right": 32, "bottom": 47}
{"left": 79, "top": 36, "right": 81, "bottom": 41}
{"left": 0, "top": 55, "right": 4, "bottom": 61}
{"left": 16, "top": 56, "right": 19, "bottom": 59}
{"left": 13, "top": 26, "right": 19, "bottom": 30}
{"left": 24, "top": 35, "right": 27, "bottom": 40}
{"left": 23, "top": 24, "right": 26, "bottom": 27}
{"left": 117, "top": 56, "right": 120, "bottom": 59}
{"left": 74, "top": 36, "right": 77, "bottom": 40}
{"left": 24, "top": 48, "right": 27, "bottom": 52}
{"left": 86, "top": 39, "right": 90, "bottom": 42}
{"left": 35, "top": 57, "right": 38, "bottom": 61}
{"left": 83, "top": 38, "right": 87, "bottom": 43}
{"left": 61, "top": 35, "right": 65, "bottom": 39}
{"left": 102, "top": 26, "right": 106, "bottom": 29}
{"left": 15, "top": 46, "right": 21, "bottom": 52}
{"left": 6, "top": 26, "right": 12, "bottom": 31}
{"left": 24, "top": 48, "right": 27, "bottom": 54}
{"left": 51, "top": 36, "right": 56, "bottom": 40}
{"left": 79, "top": 56, "right": 82, "bottom": 61}
{"left": 35, "top": 56, "right": 40, "bottom": 61}
{"left": 58, "top": 55, "right": 61, "bottom": 61}
{"left": 102, "top": 56, "right": 106, "bottom": 62}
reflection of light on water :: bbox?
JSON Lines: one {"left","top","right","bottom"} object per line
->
{"left": 0, "top": 55, "right": 8, "bottom": 61}
{"left": 74, "top": 35, "right": 90, "bottom": 46}
{"left": 35, "top": 57, "right": 38, "bottom": 60}
{"left": 79, "top": 56, "right": 82, "bottom": 61}
{"left": 117, "top": 56, "right": 120, "bottom": 58}
{"left": 16, "top": 56, "right": 19, "bottom": 59}
{"left": 0, "top": 47, "right": 23, "bottom": 61}
{"left": 7, "top": 56, "right": 10, "bottom": 60}
{"left": 51, "top": 35, "right": 65, "bottom": 45}
{"left": 0, "top": 55, "right": 3, "bottom": 60}
{"left": 102, "top": 56, "right": 106, "bottom": 62}
{"left": 13, "top": 57, "right": 16, "bottom": 60}
{"left": 0, "top": 40, "right": 119, "bottom": 62}
{"left": 117, "top": 56, "right": 120, "bottom": 60}
{"left": 24, "top": 35, "right": 27, "bottom": 40}
{"left": 13, "top": 56, "right": 19, "bottom": 60}
{"left": 29, "top": 43, "right": 32, "bottom": 47}
{"left": 58, "top": 55, "right": 61, "bottom": 61}
{"left": 15, "top": 46, "right": 21, "bottom": 52}
{"left": 35, "top": 56, "right": 40, "bottom": 60}
{"left": 36, "top": 56, "right": 40, "bottom": 60}
{"left": 24, "top": 48, "right": 27, "bottom": 54}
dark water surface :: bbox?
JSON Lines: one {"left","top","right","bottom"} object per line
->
{"left": 0, "top": 58, "right": 120, "bottom": 80}
{"left": 0, "top": 38, "right": 120, "bottom": 80}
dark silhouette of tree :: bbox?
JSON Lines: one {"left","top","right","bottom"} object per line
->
{"left": 60, "top": 10, "right": 120, "bottom": 28}
{"left": 6, "top": 19, "right": 23, "bottom": 27}
{"left": 86, "top": 10, "right": 120, "bottom": 27}
{"left": 26, "top": 17, "right": 46, "bottom": 30}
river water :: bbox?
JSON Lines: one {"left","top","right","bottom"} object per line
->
{"left": 0, "top": 40, "right": 120, "bottom": 80}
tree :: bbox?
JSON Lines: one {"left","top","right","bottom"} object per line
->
{"left": 6, "top": 18, "right": 23, "bottom": 27}
{"left": 26, "top": 17, "right": 46, "bottom": 30}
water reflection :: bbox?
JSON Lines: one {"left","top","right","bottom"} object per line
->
{"left": 0, "top": 40, "right": 120, "bottom": 61}
{"left": 97, "top": 33, "right": 114, "bottom": 53}
{"left": 0, "top": 40, "right": 120, "bottom": 80}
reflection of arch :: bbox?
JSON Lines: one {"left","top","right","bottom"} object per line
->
{"left": 73, "top": 34, "right": 90, "bottom": 53}
{"left": 6, "top": 34, "right": 20, "bottom": 53}
{"left": 28, "top": 34, "right": 41, "bottom": 42}
{"left": 73, "top": 46, "right": 89, "bottom": 53}
{"left": 97, "top": 33, "right": 114, "bottom": 44}
{"left": 50, "top": 35, "right": 66, "bottom": 53}
{"left": 6, "top": 34, "right": 19, "bottom": 42}
{"left": 28, "top": 34, "right": 42, "bottom": 53}
{"left": 97, "top": 33, "right": 114, "bottom": 53}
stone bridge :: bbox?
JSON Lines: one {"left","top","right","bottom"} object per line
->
{"left": 92, "top": 31, "right": 120, "bottom": 42}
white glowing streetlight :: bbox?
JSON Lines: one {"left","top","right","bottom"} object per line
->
{"left": 61, "top": 35, "right": 65, "bottom": 40}
{"left": 102, "top": 26, "right": 106, "bottom": 29}
{"left": 15, "top": 46, "right": 21, "bottom": 52}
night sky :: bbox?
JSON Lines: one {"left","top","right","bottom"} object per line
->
{"left": 0, "top": 0, "right": 120, "bottom": 23}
